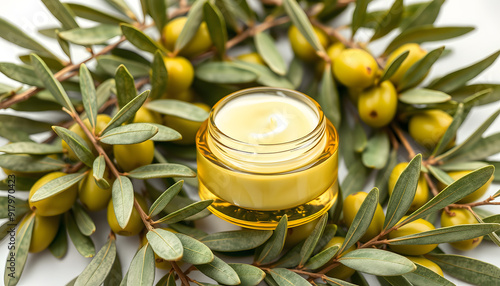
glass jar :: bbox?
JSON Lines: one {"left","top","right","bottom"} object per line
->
{"left": 196, "top": 87, "right": 338, "bottom": 229}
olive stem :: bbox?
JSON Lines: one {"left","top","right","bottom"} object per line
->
{"left": 391, "top": 123, "right": 416, "bottom": 159}
{"left": 450, "top": 195, "right": 500, "bottom": 208}
{"left": 171, "top": 261, "right": 190, "bottom": 286}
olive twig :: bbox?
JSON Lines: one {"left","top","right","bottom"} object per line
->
{"left": 450, "top": 195, "right": 500, "bottom": 208}
{"left": 391, "top": 123, "right": 416, "bottom": 159}
{"left": 171, "top": 261, "right": 190, "bottom": 286}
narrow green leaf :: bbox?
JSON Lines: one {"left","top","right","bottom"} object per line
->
{"left": 79, "top": 64, "right": 97, "bottom": 129}
{"left": 380, "top": 51, "right": 409, "bottom": 83}
{"left": 92, "top": 155, "right": 110, "bottom": 189}
{"left": 120, "top": 23, "right": 164, "bottom": 54}
{"left": 3, "top": 213, "right": 34, "bottom": 286}
{"left": 403, "top": 263, "right": 455, "bottom": 286}
{"left": 111, "top": 176, "right": 134, "bottom": 229}
{"left": 53, "top": 126, "right": 95, "bottom": 167}
{"left": 0, "top": 63, "right": 43, "bottom": 86}
{"left": 340, "top": 188, "right": 379, "bottom": 254}
{"left": 104, "top": 252, "right": 122, "bottom": 286}
{"left": 314, "top": 224, "right": 338, "bottom": 254}
{"left": 154, "top": 199, "right": 213, "bottom": 224}
{"left": 203, "top": 2, "right": 227, "bottom": 57}
{"left": 146, "top": 99, "right": 209, "bottom": 122}
{"left": 0, "top": 115, "right": 51, "bottom": 134}
{"left": 255, "top": 32, "right": 286, "bottom": 75}
{"left": 115, "top": 64, "right": 137, "bottom": 110}
{"left": 398, "top": 47, "right": 444, "bottom": 91}
{"left": 59, "top": 25, "right": 122, "bottom": 45}
{"left": 299, "top": 213, "right": 328, "bottom": 267}
{"left": 127, "top": 163, "right": 196, "bottom": 179}
{"left": 384, "top": 154, "right": 422, "bottom": 230}
{"left": 450, "top": 84, "right": 500, "bottom": 106}
{"left": 195, "top": 61, "right": 258, "bottom": 84}
{"left": 146, "top": 228, "right": 183, "bottom": 261}
{"left": 339, "top": 249, "right": 416, "bottom": 276}
{"left": 31, "top": 54, "right": 75, "bottom": 112}
{"left": 341, "top": 161, "right": 370, "bottom": 198}
{"left": 384, "top": 26, "right": 474, "bottom": 55}
{"left": 229, "top": 263, "right": 265, "bottom": 286}
{"left": 401, "top": 166, "right": 494, "bottom": 225}
{"left": 174, "top": 233, "right": 213, "bottom": 265}
{"left": 72, "top": 204, "right": 96, "bottom": 236}
{"left": 486, "top": 161, "right": 500, "bottom": 183}
{"left": 399, "top": 88, "right": 451, "bottom": 104}
{"left": 304, "top": 245, "right": 339, "bottom": 270}
{"left": 148, "top": 124, "right": 182, "bottom": 142}
{"left": 255, "top": 215, "right": 288, "bottom": 265}
{"left": 432, "top": 103, "right": 464, "bottom": 156}
{"left": 427, "top": 254, "right": 500, "bottom": 285}
{"left": 66, "top": 3, "right": 130, "bottom": 24}
{"left": 383, "top": 276, "right": 412, "bottom": 286}
{"left": 104, "top": 0, "right": 136, "bottom": 20}
{"left": 283, "top": 0, "right": 325, "bottom": 52}
{"left": 30, "top": 172, "right": 86, "bottom": 202}
{"left": 150, "top": 50, "right": 167, "bottom": 100}
{"left": 325, "top": 277, "right": 359, "bottom": 286}
{"left": 49, "top": 220, "right": 68, "bottom": 259}
{"left": 100, "top": 123, "right": 158, "bottom": 145}
{"left": 196, "top": 256, "right": 240, "bottom": 285}
{"left": 351, "top": 0, "right": 370, "bottom": 36}
{"left": 287, "top": 57, "right": 304, "bottom": 89}
{"left": 146, "top": 0, "right": 167, "bottom": 32}
{"left": 427, "top": 165, "right": 454, "bottom": 185}
{"left": 75, "top": 239, "right": 116, "bottom": 286}
{"left": 200, "top": 230, "right": 272, "bottom": 252}
{"left": 401, "top": 0, "right": 445, "bottom": 31}
{"left": 155, "top": 272, "right": 175, "bottom": 286}
{"left": 169, "top": 223, "right": 208, "bottom": 240}
{"left": 268, "top": 268, "right": 310, "bottom": 286}
{"left": 102, "top": 90, "right": 150, "bottom": 133}
{"left": 362, "top": 131, "right": 390, "bottom": 169}
{"left": 0, "top": 142, "right": 62, "bottom": 155}
{"left": 66, "top": 212, "right": 95, "bottom": 258}
{"left": 318, "top": 64, "right": 341, "bottom": 128}
{"left": 428, "top": 50, "right": 500, "bottom": 93}
{"left": 0, "top": 154, "right": 64, "bottom": 173}
{"left": 97, "top": 55, "right": 150, "bottom": 77}
{"left": 233, "top": 61, "right": 295, "bottom": 89}
{"left": 371, "top": 0, "right": 402, "bottom": 41}
{"left": 127, "top": 244, "right": 155, "bottom": 286}
{"left": 42, "top": 0, "right": 79, "bottom": 30}
{"left": 353, "top": 124, "right": 367, "bottom": 153}
{"left": 148, "top": 180, "right": 184, "bottom": 217}
{"left": 375, "top": 149, "right": 398, "bottom": 204}
{"left": 175, "top": 0, "right": 206, "bottom": 52}
{"left": 351, "top": 272, "right": 370, "bottom": 286}
{"left": 440, "top": 161, "right": 489, "bottom": 172}
{"left": 446, "top": 132, "right": 500, "bottom": 163}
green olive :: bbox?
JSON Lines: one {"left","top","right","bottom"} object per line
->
{"left": 139, "top": 228, "right": 181, "bottom": 269}
{"left": 408, "top": 110, "right": 454, "bottom": 150}
{"left": 388, "top": 217, "right": 437, "bottom": 255}
{"left": 162, "top": 17, "right": 212, "bottom": 57}
{"left": 405, "top": 256, "right": 444, "bottom": 276}
{"left": 113, "top": 140, "right": 155, "bottom": 172}
{"left": 388, "top": 162, "right": 429, "bottom": 212}
{"left": 322, "top": 236, "right": 356, "bottom": 280}
{"left": 163, "top": 56, "right": 194, "bottom": 95}
{"left": 133, "top": 107, "right": 162, "bottom": 124}
{"left": 29, "top": 172, "right": 78, "bottom": 216}
{"left": 327, "top": 42, "right": 345, "bottom": 63}
{"left": 164, "top": 103, "right": 211, "bottom": 145}
{"left": 333, "top": 49, "right": 378, "bottom": 89}
{"left": 78, "top": 169, "right": 113, "bottom": 211}
{"left": 441, "top": 208, "right": 483, "bottom": 250}
{"left": 284, "top": 218, "right": 318, "bottom": 248}
{"left": 437, "top": 170, "right": 493, "bottom": 203}
{"left": 386, "top": 43, "right": 427, "bottom": 87}
{"left": 237, "top": 52, "right": 266, "bottom": 65}
{"left": 288, "top": 25, "right": 329, "bottom": 62}
{"left": 343, "top": 192, "right": 385, "bottom": 242}
{"left": 18, "top": 214, "right": 60, "bottom": 253}
{"left": 107, "top": 194, "right": 147, "bottom": 236}
{"left": 358, "top": 80, "right": 398, "bottom": 128}
{"left": 62, "top": 114, "right": 112, "bottom": 160}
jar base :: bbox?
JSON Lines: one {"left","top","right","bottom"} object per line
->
{"left": 199, "top": 180, "right": 338, "bottom": 230}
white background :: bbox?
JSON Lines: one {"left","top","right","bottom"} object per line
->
{"left": 1, "top": 0, "right": 500, "bottom": 285}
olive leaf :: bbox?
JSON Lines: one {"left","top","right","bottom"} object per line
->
{"left": 65, "top": 212, "right": 95, "bottom": 258}
{"left": 203, "top": 2, "right": 227, "bottom": 57}
{"left": 268, "top": 268, "right": 310, "bottom": 286}
{"left": 92, "top": 155, "right": 110, "bottom": 189}
{"left": 370, "top": 0, "right": 403, "bottom": 41}
{"left": 351, "top": 271, "right": 370, "bottom": 286}
{"left": 49, "top": 220, "right": 68, "bottom": 259}
{"left": 485, "top": 161, "right": 500, "bottom": 182}
{"left": 314, "top": 224, "right": 338, "bottom": 254}
{"left": 115, "top": 64, "right": 137, "bottom": 110}
{"left": 287, "top": 57, "right": 304, "bottom": 89}
{"left": 53, "top": 126, "right": 95, "bottom": 167}
{"left": 273, "top": 240, "right": 306, "bottom": 268}
{"left": 398, "top": 46, "right": 444, "bottom": 91}
{"left": 148, "top": 124, "right": 182, "bottom": 142}
{"left": 427, "top": 165, "right": 454, "bottom": 185}
{"left": 401, "top": 0, "right": 445, "bottom": 31}
{"left": 111, "top": 176, "right": 134, "bottom": 229}
{"left": 233, "top": 61, "right": 295, "bottom": 89}
{"left": 229, "top": 263, "right": 265, "bottom": 286}
{"left": 318, "top": 64, "right": 341, "bottom": 128}
{"left": 196, "top": 61, "right": 258, "bottom": 84}
{"left": 341, "top": 160, "right": 370, "bottom": 198}
{"left": 154, "top": 199, "right": 213, "bottom": 224}
{"left": 439, "top": 161, "right": 489, "bottom": 172}
{"left": 127, "top": 163, "right": 196, "bottom": 179}
{"left": 299, "top": 213, "right": 328, "bottom": 267}
{"left": 150, "top": 50, "right": 167, "bottom": 101}
{"left": 375, "top": 149, "right": 398, "bottom": 204}
{"left": 104, "top": 252, "right": 122, "bottom": 286}
{"left": 65, "top": 3, "right": 130, "bottom": 24}
{"left": 127, "top": 244, "right": 155, "bottom": 286}
{"left": 148, "top": 180, "right": 184, "bottom": 217}
{"left": 99, "top": 123, "right": 158, "bottom": 145}
{"left": 97, "top": 55, "right": 150, "bottom": 77}
{"left": 431, "top": 103, "right": 464, "bottom": 156}
{"left": 255, "top": 32, "right": 286, "bottom": 75}
{"left": 174, "top": 233, "right": 213, "bottom": 265}
{"left": 451, "top": 84, "right": 500, "bottom": 106}
{"left": 104, "top": 0, "right": 135, "bottom": 19}
{"left": 0, "top": 197, "right": 29, "bottom": 218}
{"left": 175, "top": 0, "right": 206, "bottom": 52}
{"left": 102, "top": 90, "right": 150, "bottom": 133}
{"left": 382, "top": 276, "right": 412, "bottom": 286}
{"left": 428, "top": 50, "right": 500, "bottom": 93}
{"left": 0, "top": 142, "right": 62, "bottom": 155}
{"left": 3, "top": 213, "right": 34, "bottom": 286}
{"left": 353, "top": 123, "right": 367, "bottom": 153}
{"left": 169, "top": 223, "right": 208, "bottom": 240}
{"left": 42, "top": 0, "right": 79, "bottom": 30}
{"left": 72, "top": 204, "right": 96, "bottom": 236}
{"left": 403, "top": 262, "right": 455, "bottom": 286}
{"left": 400, "top": 166, "right": 494, "bottom": 226}
{"left": 145, "top": 0, "right": 166, "bottom": 32}
{"left": 339, "top": 188, "right": 379, "bottom": 255}
{"left": 255, "top": 215, "right": 288, "bottom": 265}
{"left": 0, "top": 114, "right": 51, "bottom": 134}
{"left": 362, "top": 131, "right": 390, "bottom": 169}
{"left": 427, "top": 254, "right": 500, "bottom": 285}
{"left": 283, "top": 0, "right": 325, "bottom": 53}
{"left": 380, "top": 50, "right": 409, "bottom": 83}
{"left": 75, "top": 238, "right": 116, "bottom": 286}
{"left": 351, "top": 0, "right": 370, "bottom": 37}
{"left": 59, "top": 25, "right": 122, "bottom": 45}
{"left": 399, "top": 88, "right": 451, "bottom": 104}
{"left": 0, "top": 154, "right": 64, "bottom": 173}
{"left": 304, "top": 245, "right": 339, "bottom": 270}
{"left": 30, "top": 172, "right": 86, "bottom": 202}
{"left": 0, "top": 63, "right": 43, "bottom": 87}
{"left": 155, "top": 272, "right": 175, "bottom": 286}
{"left": 339, "top": 249, "right": 416, "bottom": 276}
{"left": 145, "top": 99, "right": 209, "bottom": 122}
{"left": 445, "top": 132, "right": 500, "bottom": 163}
{"left": 146, "top": 228, "right": 183, "bottom": 261}
{"left": 78, "top": 64, "right": 98, "bottom": 129}
{"left": 196, "top": 256, "right": 241, "bottom": 286}
{"left": 200, "top": 230, "right": 272, "bottom": 252}
{"left": 120, "top": 23, "right": 165, "bottom": 54}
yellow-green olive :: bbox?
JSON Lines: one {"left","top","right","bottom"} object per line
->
{"left": 437, "top": 170, "right": 494, "bottom": 203}
{"left": 327, "top": 42, "right": 345, "bottom": 63}
{"left": 405, "top": 256, "right": 444, "bottom": 276}
{"left": 163, "top": 56, "right": 194, "bottom": 95}
{"left": 162, "top": 17, "right": 212, "bottom": 57}
{"left": 78, "top": 169, "right": 113, "bottom": 212}
{"left": 408, "top": 110, "right": 453, "bottom": 150}
{"left": 284, "top": 218, "right": 318, "bottom": 248}
{"left": 133, "top": 107, "right": 162, "bottom": 124}
{"left": 343, "top": 192, "right": 385, "bottom": 242}
{"left": 163, "top": 88, "right": 196, "bottom": 102}
{"left": 237, "top": 52, "right": 266, "bottom": 65}
{"left": 322, "top": 236, "right": 356, "bottom": 280}
{"left": 388, "top": 217, "right": 437, "bottom": 255}
{"left": 139, "top": 228, "right": 181, "bottom": 269}
{"left": 288, "top": 25, "right": 329, "bottom": 62}
{"left": 18, "top": 214, "right": 60, "bottom": 253}
{"left": 62, "top": 114, "right": 112, "bottom": 160}
{"left": 107, "top": 194, "right": 147, "bottom": 236}
{"left": 358, "top": 80, "right": 398, "bottom": 128}
{"left": 388, "top": 162, "right": 429, "bottom": 212}
{"left": 29, "top": 172, "right": 78, "bottom": 216}
{"left": 333, "top": 48, "right": 378, "bottom": 89}
{"left": 164, "top": 103, "right": 211, "bottom": 145}
{"left": 113, "top": 140, "right": 155, "bottom": 172}
{"left": 441, "top": 208, "right": 483, "bottom": 250}
{"left": 386, "top": 43, "right": 427, "bottom": 87}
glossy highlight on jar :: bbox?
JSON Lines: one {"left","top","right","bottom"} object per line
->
{"left": 196, "top": 87, "right": 339, "bottom": 229}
